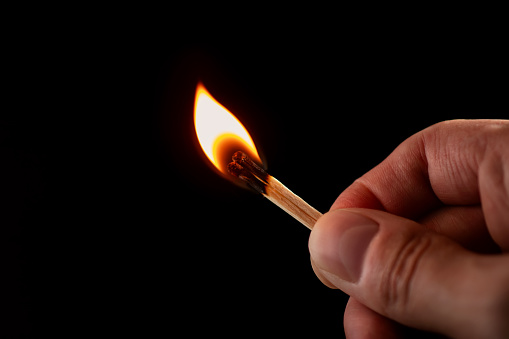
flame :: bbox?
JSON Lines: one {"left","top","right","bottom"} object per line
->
{"left": 194, "top": 83, "right": 261, "bottom": 174}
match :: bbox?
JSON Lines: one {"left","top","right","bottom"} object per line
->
{"left": 227, "top": 151, "right": 322, "bottom": 230}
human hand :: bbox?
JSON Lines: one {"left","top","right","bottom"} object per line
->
{"left": 308, "top": 120, "right": 509, "bottom": 338}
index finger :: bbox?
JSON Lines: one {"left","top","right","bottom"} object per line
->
{"left": 332, "top": 120, "right": 509, "bottom": 221}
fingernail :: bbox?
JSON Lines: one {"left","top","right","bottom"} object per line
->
{"left": 309, "top": 210, "right": 379, "bottom": 283}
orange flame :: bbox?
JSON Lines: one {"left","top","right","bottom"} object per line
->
{"left": 194, "top": 83, "right": 261, "bottom": 174}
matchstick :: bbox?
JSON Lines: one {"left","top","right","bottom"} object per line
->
{"left": 227, "top": 151, "right": 322, "bottom": 230}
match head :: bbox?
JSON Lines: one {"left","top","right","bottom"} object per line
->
{"left": 232, "top": 151, "right": 248, "bottom": 163}
{"left": 227, "top": 151, "right": 269, "bottom": 194}
{"left": 231, "top": 150, "right": 267, "bottom": 176}
{"left": 227, "top": 161, "right": 244, "bottom": 178}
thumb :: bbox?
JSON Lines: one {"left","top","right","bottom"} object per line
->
{"left": 309, "top": 208, "right": 509, "bottom": 338}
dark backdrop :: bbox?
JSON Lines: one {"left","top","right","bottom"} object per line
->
{"left": 2, "top": 14, "right": 507, "bottom": 337}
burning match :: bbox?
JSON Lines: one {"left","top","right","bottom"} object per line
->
{"left": 194, "top": 83, "right": 322, "bottom": 229}
{"left": 227, "top": 151, "right": 322, "bottom": 229}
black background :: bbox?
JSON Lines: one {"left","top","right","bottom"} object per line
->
{"left": 2, "top": 11, "right": 507, "bottom": 337}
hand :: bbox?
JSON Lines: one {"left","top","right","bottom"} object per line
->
{"left": 308, "top": 120, "right": 509, "bottom": 338}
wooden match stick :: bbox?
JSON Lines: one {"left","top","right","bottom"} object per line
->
{"left": 227, "top": 151, "right": 322, "bottom": 230}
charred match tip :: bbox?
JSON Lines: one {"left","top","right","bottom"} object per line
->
{"left": 228, "top": 151, "right": 268, "bottom": 194}
{"left": 227, "top": 161, "right": 244, "bottom": 178}
{"left": 231, "top": 151, "right": 267, "bottom": 177}
{"left": 232, "top": 151, "right": 247, "bottom": 163}
{"left": 228, "top": 151, "right": 322, "bottom": 229}
{"left": 227, "top": 161, "right": 256, "bottom": 182}
{"left": 227, "top": 160, "right": 265, "bottom": 194}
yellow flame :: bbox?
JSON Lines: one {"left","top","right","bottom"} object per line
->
{"left": 194, "top": 83, "right": 261, "bottom": 173}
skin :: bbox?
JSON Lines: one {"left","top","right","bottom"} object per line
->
{"left": 308, "top": 120, "right": 509, "bottom": 338}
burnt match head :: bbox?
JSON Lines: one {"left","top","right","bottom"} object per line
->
{"left": 232, "top": 151, "right": 248, "bottom": 163}
{"left": 227, "top": 161, "right": 244, "bottom": 178}
{"left": 230, "top": 151, "right": 267, "bottom": 177}
{"left": 227, "top": 150, "right": 269, "bottom": 194}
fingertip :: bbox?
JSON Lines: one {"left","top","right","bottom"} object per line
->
{"left": 310, "top": 257, "right": 337, "bottom": 289}
{"left": 309, "top": 209, "right": 379, "bottom": 284}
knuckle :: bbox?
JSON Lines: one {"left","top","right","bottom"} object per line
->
{"left": 376, "top": 232, "right": 433, "bottom": 315}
